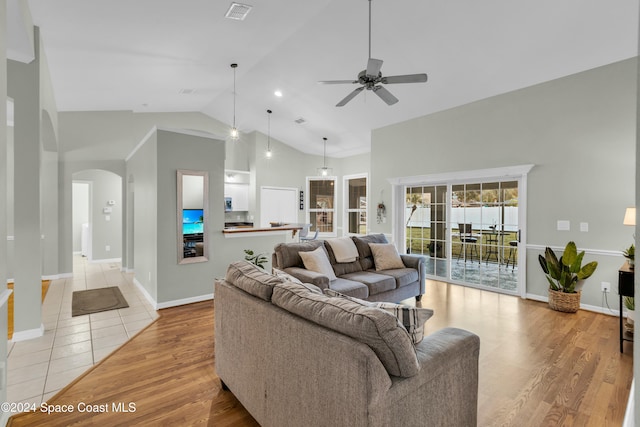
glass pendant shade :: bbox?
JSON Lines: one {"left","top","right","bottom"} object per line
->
{"left": 230, "top": 63, "right": 239, "bottom": 140}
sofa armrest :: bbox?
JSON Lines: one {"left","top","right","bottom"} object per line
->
{"left": 400, "top": 254, "right": 426, "bottom": 295}
{"left": 284, "top": 267, "right": 330, "bottom": 290}
{"left": 380, "top": 327, "right": 479, "bottom": 426}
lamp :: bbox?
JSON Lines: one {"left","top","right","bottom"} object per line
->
{"left": 265, "top": 109, "right": 273, "bottom": 159}
{"left": 316, "top": 137, "right": 333, "bottom": 177}
{"left": 229, "top": 63, "right": 239, "bottom": 140}
{"left": 623, "top": 207, "right": 636, "bottom": 226}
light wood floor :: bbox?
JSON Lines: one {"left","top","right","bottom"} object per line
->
{"left": 8, "top": 281, "right": 632, "bottom": 426}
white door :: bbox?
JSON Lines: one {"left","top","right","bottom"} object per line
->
{"left": 260, "top": 187, "right": 298, "bottom": 227}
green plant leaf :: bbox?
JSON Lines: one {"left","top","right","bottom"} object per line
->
{"left": 576, "top": 261, "right": 598, "bottom": 280}
{"left": 562, "top": 241, "right": 578, "bottom": 268}
{"left": 569, "top": 251, "right": 585, "bottom": 274}
{"left": 538, "top": 254, "right": 549, "bottom": 274}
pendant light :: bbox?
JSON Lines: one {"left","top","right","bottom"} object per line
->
{"left": 265, "top": 109, "right": 273, "bottom": 159}
{"left": 229, "top": 63, "right": 239, "bottom": 140}
{"left": 317, "top": 137, "right": 332, "bottom": 176}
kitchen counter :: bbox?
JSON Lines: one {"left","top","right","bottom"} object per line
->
{"left": 222, "top": 224, "right": 304, "bottom": 238}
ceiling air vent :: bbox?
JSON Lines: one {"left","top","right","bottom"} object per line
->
{"left": 294, "top": 117, "right": 306, "bottom": 124}
{"left": 225, "top": 3, "right": 253, "bottom": 21}
{"left": 179, "top": 88, "right": 196, "bottom": 94}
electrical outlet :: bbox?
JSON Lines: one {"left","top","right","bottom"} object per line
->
{"left": 601, "top": 282, "right": 611, "bottom": 293}
{"left": 105, "top": 245, "right": 110, "bottom": 252}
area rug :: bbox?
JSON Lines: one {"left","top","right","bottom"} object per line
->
{"left": 72, "top": 286, "right": 129, "bottom": 317}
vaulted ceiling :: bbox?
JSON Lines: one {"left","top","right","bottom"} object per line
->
{"left": 10, "top": 0, "right": 640, "bottom": 157}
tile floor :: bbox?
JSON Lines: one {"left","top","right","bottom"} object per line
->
{"left": 6, "top": 256, "right": 158, "bottom": 406}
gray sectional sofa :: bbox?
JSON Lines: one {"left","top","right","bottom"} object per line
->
{"left": 215, "top": 261, "right": 480, "bottom": 427}
{"left": 272, "top": 234, "right": 426, "bottom": 303}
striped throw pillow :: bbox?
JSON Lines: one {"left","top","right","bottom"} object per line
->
{"left": 324, "top": 289, "right": 434, "bottom": 344}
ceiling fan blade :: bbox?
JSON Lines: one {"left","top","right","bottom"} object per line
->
{"left": 381, "top": 73, "right": 428, "bottom": 84}
{"left": 318, "top": 80, "right": 358, "bottom": 85}
{"left": 372, "top": 85, "right": 399, "bottom": 105}
{"left": 366, "top": 58, "right": 383, "bottom": 78}
{"left": 336, "top": 87, "right": 365, "bottom": 107}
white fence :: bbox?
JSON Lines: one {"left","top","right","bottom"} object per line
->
{"left": 406, "top": 206, "right": 518, "bottom": 231}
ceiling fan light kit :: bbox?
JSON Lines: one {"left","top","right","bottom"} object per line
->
{"left": 319, "top": 0, "right": 428, "bottom": 107}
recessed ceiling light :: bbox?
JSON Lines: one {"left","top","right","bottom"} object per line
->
{"left": 274, "top": 90, "right": 283, "bottom": 97}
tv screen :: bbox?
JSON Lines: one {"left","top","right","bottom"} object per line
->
{"left": 183, "top": 209, "right": 204, "bottom": 235}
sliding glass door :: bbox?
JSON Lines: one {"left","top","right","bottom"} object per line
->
{"left": 404, "top": 178, "right": 522, "bottom": 294}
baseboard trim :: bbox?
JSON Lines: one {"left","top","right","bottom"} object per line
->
{"left": 156, "top": 294, "right": 214, "bottom": 310}
{"left": 133, "top": 278, "right": 157, "bottom": 310}
{"left": 11, "top": 324, "right": 44, "bottom": 342}
{"left": 525, "top": 293, "right": 619, "bottom": 317}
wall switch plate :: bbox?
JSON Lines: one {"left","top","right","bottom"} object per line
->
{"left": 580, "top": 222, "right": 589, "bottom": 232}
{"left": 557, "top": 220, "right": 570, "bottom": 231}
{"left": 105, "top": 245, "right": 110, "bottom": 252}
{"left": 601, "top": 282, "right": 611, "bottom": 293}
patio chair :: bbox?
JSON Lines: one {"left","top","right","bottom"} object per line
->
{"left": 457, "top": 223, "right": 479, "bottom": 263}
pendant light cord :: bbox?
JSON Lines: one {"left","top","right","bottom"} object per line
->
{"left": 323, "top": 137, "right": 327, "bottom": 168}
{"left": 267, "top": 109, "right": 272, "bottom": 150}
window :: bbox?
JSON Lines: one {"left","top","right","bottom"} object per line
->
{"left": 307, "top": 177, "right": 337, "bottom": 236}
{"left": 344, "top": 174, "right": 368, "bottom": 235}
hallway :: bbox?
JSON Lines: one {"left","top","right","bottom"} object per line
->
{"left": 6, "top": 256, "right": 157, "bottom": 406}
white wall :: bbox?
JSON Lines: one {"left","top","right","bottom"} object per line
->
{"left": 72, "top": 181, "right": 89, "bottom": 253}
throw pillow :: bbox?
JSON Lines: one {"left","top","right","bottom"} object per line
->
{"left": 325, "top": 237, "right": 359, "bottom": 263}
{"left": 299, "top": 247, "right": 337, "bottom": 281}
{"left": 368, "top": 243, "right": 405, "bottom": 271}
{"left": 324, "top": 289, "right": 434, "bottom": 344}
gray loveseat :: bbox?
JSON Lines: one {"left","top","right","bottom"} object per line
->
{"left": 272, "top": 234, "right": 426, "bottom": 302}
{"left": 215, "top": 261, "right": 480, "bottom": 427}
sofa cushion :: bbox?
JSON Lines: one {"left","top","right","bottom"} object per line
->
{"left": 299, "top": 246, "right": 338, "bottom": 281}
{"left": 340, "top": 271, "right": 396, "bottom": 295}
{"left": 272, "top": 282, "right": 420, "bottom": 377}
{"left": 328, "top": 278, "right": 369, "bottom": 300}
{"left": 369, "top": 243, "right": 406, "bottom": 271}
{"left": 274, "top": 240, "right": 325, "bottom": 269}
{"left": 325, "top": 237, "right": 359, "bottom": 263}
{"left": 324, "top": 289, "right": 434, "bottom": 344}
{"left": 273, "top": 268, "right": 323, "bottom": 294}
{"left": 225, "top": 261, "right": 285, "bottom": 301}
{"left": 352, "top": 234, "right": 389, "bottom": 271}
{"left": 324, "top": 242, "right": 363, "bottom": 277}
{"left": 377, "top": 268, "right": 419, "bottom": 288}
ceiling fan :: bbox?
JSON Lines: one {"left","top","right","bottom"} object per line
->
{"left": 319, "top": 0, "right": 428, "bottom": 107}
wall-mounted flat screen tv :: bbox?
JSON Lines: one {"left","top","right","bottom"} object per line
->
{"left": 183, "top": 209, "right": 204, "bottom": 235}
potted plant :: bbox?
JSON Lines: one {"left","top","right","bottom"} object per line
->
{"left": 624, "top": 296, "right": 635, "bottom": 334}
{"left": 538, "top": 241, "right": 598, "bottom": 313}
{"left": 623, "top": 243, "right": 635, "bottom": 269}
{"left": 244, "top": 249, "right": 268, "bottom": 269}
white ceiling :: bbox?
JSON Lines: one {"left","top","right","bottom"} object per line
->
{"left": 17, "top": 0, "right": 640, "bottom": 157}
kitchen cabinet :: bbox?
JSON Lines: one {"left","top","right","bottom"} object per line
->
{"left": 224, "top": 183, "right": 249, "bottom": 211}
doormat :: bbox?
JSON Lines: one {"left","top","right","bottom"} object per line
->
{"left": 72, "top": 286, "right": 129, "bottom": 317}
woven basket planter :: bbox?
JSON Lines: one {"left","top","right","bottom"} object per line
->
{"left": 548, "top": 289, "right": 581, "bottom": 313}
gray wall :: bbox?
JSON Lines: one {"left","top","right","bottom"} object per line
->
{"left": 72, "top": 181, "right": 89, "bottom": 253}
{"left": 0, "top": 0, "right": 9, "bottom": 413}
{"left": 370, "top": 59, "right": 637, "bottom": 309}
{"left": 127, "top": 132, "right": 158, "bottom": 301}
